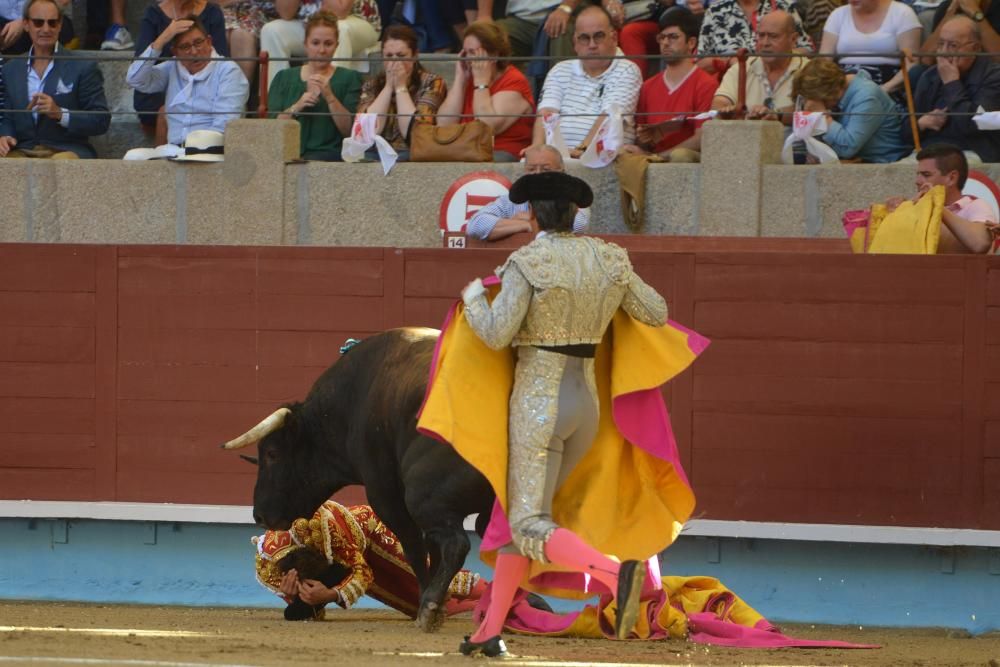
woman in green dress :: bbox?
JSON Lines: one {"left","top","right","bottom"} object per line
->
{"left": 267, "top": 11, "right": 362, "bottom": 161}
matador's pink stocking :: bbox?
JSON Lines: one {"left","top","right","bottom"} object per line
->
{"left": 470, "top": 553, "right": 530, "bottom": 643}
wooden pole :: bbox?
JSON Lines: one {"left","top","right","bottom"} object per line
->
{"left": 258, "top": 51, "right": 270, "bottom": 119}
{"left": 901, "top": 48, "right": 920, "bottom": 152}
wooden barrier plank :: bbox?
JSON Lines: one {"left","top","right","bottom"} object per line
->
{"left": 404, "top": 258, "right": 498, "bottom": 298}
{"left": 118, "top": 257, "right": 256, "bottom": 296}
{"left": 0, "top": 397, "right": 94, "bottom": 435}
{"left": 95, "top": 246, "right": 117, "bottom": 500}
{"left": 696, "top": 340, "right": 963, "bottom": 381}
{"left": 987, "top": 267, "right": 1000, "bottom": 306}
{"left": 117, "top": 435, "right": 255, "bottom": 475}
{"left": 117, "top": 399, "right": 274, "bottom": 440}
{"left": 257, "top": 257, "right": 384, "bottom": 296}
{"left": 694, "top": 302, "right": 964, "bottom": 343}
{"left": 115, "top": 470, "right": 255, "bottom": 504}
{"left": 694, "top": 376, "right": 962, "bottom": 419}
{"left": 0, "top": 293, "right": 95, "bottom": 328}
{"left": 988, "top": 307, "right": 1000, "bottom": 341}
{"left": 984, "top": 460, "right": 1000, "bottom": 529}
{"left": 118, "top": 293, "right": 257, "bottom": 330}
{"left": 0, "top": 362, "right": 94, "bottom": 399}
{"left": 0, "top": 246, "right": 95, "bottom": 292}
{"left": 0, "top": 326, "right": 95, "bottom": 364}
{"left": 693, "top": 413, "right": 959, "bottom": 456}
{"left": 118, "top": 364, "right": 258, "bottom": 402}
{"left": 118, "top": 328, "right": 256, "bottom": 366}
{"left": 0, "top": 434, "right": 95, "bottom": 469}
{"left": 403, "top": 298, "right": 458, "bottom": 329}
{"left": 985, "top": 383, "right": 1000, "bottom": 419}
{"left": 986, "top": 345, "right": 1000, "bottom": 379}
{"left": 0, "top": 469, "right": 96, "bottom": 501}
{"left": 256, "top": 294, "right": 385, "bottom": 332}
{"left": 985, "top": 421, "right": 1000, "bottom": 458}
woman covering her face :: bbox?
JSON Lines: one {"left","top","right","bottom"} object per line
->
{"left": 355, "top": 24, "right": 447, "bottom": 159}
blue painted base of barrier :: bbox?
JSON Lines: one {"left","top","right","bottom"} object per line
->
{"left": 3, "top": 518, "right": 998, "bottom": 634}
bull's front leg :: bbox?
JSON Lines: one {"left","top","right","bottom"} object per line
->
{"left": 413, "top": 520, "right": 470, "bottom": 633}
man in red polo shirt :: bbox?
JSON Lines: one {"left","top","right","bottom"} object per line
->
{"left": 622, "top": 6, "right": 717, "bottom": 162}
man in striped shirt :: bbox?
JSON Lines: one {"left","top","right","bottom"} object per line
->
{"left": 467, "top": 144, "right": 590, "bottom": 240}
{"left": 530, "top": 4, "right": 643, "bottom": 156}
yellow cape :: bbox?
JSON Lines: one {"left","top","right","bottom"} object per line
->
{"left": 418, "top": 290, "right": 702, "bottom": 596}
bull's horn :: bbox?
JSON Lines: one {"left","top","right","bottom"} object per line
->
{"left": 221, "top": 408, "right": 291, "bottom": 450}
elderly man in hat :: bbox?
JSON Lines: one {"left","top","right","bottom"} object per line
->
{"left": 126, "top": 15, "right": 248, "bottom": 147}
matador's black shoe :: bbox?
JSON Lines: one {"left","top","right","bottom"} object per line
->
{"left": 615, "top": 559, "right": 646, "bottom": 640}
{"left": 459, "top": 635, "right": 510, "bottom": 658}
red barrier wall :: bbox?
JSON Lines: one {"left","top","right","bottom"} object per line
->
{"left": 1, "top": 241, "right": 997, "bottom": 529}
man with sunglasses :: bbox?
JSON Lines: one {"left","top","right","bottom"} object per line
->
{"left": 0, "top": 0, "right": 109, "bottom": 158}
{"left": 0, "top": 0, "right": 74, "bottom": 54}
{"left": 530, "top": 3, "right": 642, "bottom": 157}
{"left": 126, "top": 15, "right": 248, "bottom": 148}
{"left": 903, "top": 15, "right": 1000, "bottom": 163}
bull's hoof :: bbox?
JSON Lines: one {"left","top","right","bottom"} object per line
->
{"left": 416, "top": 600, "right": 445, "bottom": 633}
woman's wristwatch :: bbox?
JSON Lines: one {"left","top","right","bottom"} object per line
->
{"left": 395, "top": 86, "right": 409, "bottom": 95}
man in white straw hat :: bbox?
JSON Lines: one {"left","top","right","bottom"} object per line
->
{"left": 126, "top": 15, "right": 248, "bottom": 148}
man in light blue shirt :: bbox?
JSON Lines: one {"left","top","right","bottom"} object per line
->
{"left": 467, "top": 144, "right": 590, "bottom": 241}
{"left": 126, "top": 15, "right": 248, "bottom": 147}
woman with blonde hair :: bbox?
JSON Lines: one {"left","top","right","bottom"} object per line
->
{"left": 437, "top": 20, "right": 535, "bottom": 162}
{"left": 268, "top": 11, "right": 362, "bottom": 161}
{"left": 792, "top": 57, "right": 909, "bottom": 162}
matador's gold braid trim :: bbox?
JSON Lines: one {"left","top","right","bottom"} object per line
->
{"left": 447, "top": 570, "right": 481, "bottom": 597}
{"left": 368, "top": 540, "right": 412, "bottom": 572}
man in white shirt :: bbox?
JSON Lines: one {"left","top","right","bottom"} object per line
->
{"left": 126, "top": 16, "right": 249, "bottom": 147}
{"left": 531, "top": 4, "right": 642, "bottom": 157}
{"left": 885, "top": 143, "right": 997, "bottom": 254}
{"left": 476, "top": 0, "right": 582, "bottom": 60}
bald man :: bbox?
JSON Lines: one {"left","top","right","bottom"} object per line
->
{"left": 466, "top": 145, "right": 590, "bottom": 241}
{"left": 903, "top": 15, "right": 1000, "bottom": 163}
{"left": 711, "top": 10, "right": 805, "bottom": 124}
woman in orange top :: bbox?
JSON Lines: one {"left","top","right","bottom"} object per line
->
{"left": 437, "top": 21, "right": 535, "bottom": 162}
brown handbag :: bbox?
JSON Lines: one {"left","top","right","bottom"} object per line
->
{"left": 410, "top": 120, "right": 494, "bottom": 162}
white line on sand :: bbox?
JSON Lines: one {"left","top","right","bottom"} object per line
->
{"left": 0, "top": 658, "right": 257, "bottom": 667}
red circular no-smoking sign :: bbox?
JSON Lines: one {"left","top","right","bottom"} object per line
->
{"left": 438, "top": 171, "right": 513, "bottom": 233}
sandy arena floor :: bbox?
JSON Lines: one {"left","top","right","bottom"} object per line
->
{"left": 0, "top": 602, "right": 997, "bottom": 667}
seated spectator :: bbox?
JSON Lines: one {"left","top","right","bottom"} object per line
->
{"left": 819, "top": 0, "right": 921, "bottom": 96}
{"left": 902, "top": 15, "right": 1000, "bottom": 163}
{"left": 799, "top": 0, "right": 841, "bottom": 47}
{"left": 261, "top": 0, "right": 380, "bottom": 88}
{"left": 883, "top": 144, "right": 996, "bottom": 253}
{"left": 922, "top": 0, "right": 1000, "bottom": 64}
{"left": 356, "top": 24, "right": 447, "bottom": 160}
{"left": 0, "top": 0, "right": 109, "bottom": 158}
{"left": 134, "top": 0, "right": 229, "bottom": 145}
{"left": 615, "top": 0, "right": 706, "bottom": 78}
{"left": 467, "top": 144, "right": 589, "bottom": 240}
{"left": 712, "top": 9, "right": 806, "bottom": 123}
{"left": 697, "top": 0, "right": 812, "bottom": 75}
{"left": 0, "top": 0, "right": 74, "bottom": 54}
{"left": 792, "top": 58, "right": 910, "bottom": 162}
{"left": 483, "top": 0, "right": 579, "bottom": 63}
{"left": 219, "top": 0, "right": 280, "bottom": 85}
{"left": 532, "top": 4, "right": 643, "bottom": 157}
{"left": 268, "top": 11, "right": 362, "bottom": 160}
{"left": 622, "top": 7, "right": 715, "bottom": 162}
{"left": 437, "top": 20, "right": 534, "bottom": 162}
{"left": 126, "top": 16, "right": 249, "bottom": 148}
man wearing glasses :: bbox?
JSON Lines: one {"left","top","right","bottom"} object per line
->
{"left": 530, "top": 3, "right": 642, "bottom": 157}
{"left": 0, "top": 0, "right": 109, "bottom": 158}
{"left": 126, "top": 15, "right": 249, "bottom": 148}
{"left": 903, "top": 15, "right": 1000, "bottom": 163}
{"left": 621, "top": 6, "right": 715, "bottom": 162}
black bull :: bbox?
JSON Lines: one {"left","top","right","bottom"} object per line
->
{"left": 222, "top": 328, "right": 494, "bottom": 631}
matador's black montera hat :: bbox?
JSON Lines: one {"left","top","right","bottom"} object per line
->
{"left": 508, "top": 172, "right": 594, "bottom": 208}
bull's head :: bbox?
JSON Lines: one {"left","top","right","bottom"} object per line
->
{"left": 222, "top": 405, "right": 341, "bottom": 530}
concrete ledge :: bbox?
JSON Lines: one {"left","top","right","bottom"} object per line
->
{"left": 3, "top": 119, "right": 999, "bottom": 244}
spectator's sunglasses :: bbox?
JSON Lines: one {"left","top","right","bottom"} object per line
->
{"left": 28, "top": 16, "right": 61, "bottom": 28}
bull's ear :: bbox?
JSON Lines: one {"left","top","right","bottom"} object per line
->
{"left": 239, "top": 454, "right": 259, "bottom": 465}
